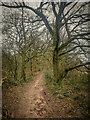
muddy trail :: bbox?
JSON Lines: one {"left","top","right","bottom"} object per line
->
{"left": 3, "top": 73, "right": 64, "bottom": 118}
{"left": 2, "top": 72, "right": 82, "bottom": 118}
{"left": 14, "top": 73, "right": 54, "bottom": 118}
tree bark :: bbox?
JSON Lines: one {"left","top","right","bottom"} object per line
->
{"left": 30, "top": 59, "right": 33, "bottom": 75}
{"left": 21, "top": 55, "right": 26, "bottom": 81}
{"left": 14, "top": 56, "right": 18, "bottom": 81}
{"left": 53, "top": 49, "right": 59, "bottom": 83}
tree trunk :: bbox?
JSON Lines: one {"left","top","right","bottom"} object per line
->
{"left": 30, "top": 59, "right": 33, "bottom": 75}
{"left": 21, "top": 66, "right": 26, "bottom": 81}
{"left": 14, "top": 62, "right": 17, "bottom": 81}
{"left": 53, "top": 49, "right": 59, "bottom": 83}
{"left": 14, "top": 56, "right": 18, "bottom": 81}
{"left": 21, "top": 56, "right": 26, "bottom": 81}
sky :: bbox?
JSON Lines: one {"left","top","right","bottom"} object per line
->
{"left": 0, "top": 0, "right": 90, "bottom": 2}
{"left": 0, "top": 6, "right": 1, "bottom": 88}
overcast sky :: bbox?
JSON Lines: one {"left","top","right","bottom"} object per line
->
{"left": 0, "top": 6, "right": 2, "bottom": 48}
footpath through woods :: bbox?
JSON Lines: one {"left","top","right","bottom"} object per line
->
{"left": 13, "top": 72, "right": 63, "bottom": 118}
{"left": 15, "top": 72, "right": 55, "bottom": 118}
{"left": 3, "top": 72, "right": 82, "bottom": 118}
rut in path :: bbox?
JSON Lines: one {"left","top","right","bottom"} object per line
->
{"left": 15, "top": 73, "right": 54, "bottom": 118}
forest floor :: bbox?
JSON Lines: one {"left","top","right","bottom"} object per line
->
{"left": 2, "top": 72, "right": 88, "bottom": 118}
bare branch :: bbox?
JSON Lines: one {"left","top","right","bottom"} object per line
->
{"left": 66, "top": 62, "right": 90, "bottom": 72}
{"left": 51, "top": 2, "right": 57, "bottom": 17}
{"left": 59, "top": 45, "right": 90, "bottom": 56}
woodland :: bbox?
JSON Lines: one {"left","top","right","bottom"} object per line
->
{"left": 0, "top": 1, "right": 90, "bottom": 119}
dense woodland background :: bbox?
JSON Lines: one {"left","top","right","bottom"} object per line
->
{"left": 1, "top": 1, "right": 90, "bottom": 118}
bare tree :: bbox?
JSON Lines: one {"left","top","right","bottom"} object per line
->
{"left": 1, "top": 1, "right": 90, "bottom": 84}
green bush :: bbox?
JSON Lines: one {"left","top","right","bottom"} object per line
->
{"left": 38, "top": 68, "right": 41, "bottom": 71}
{"left": 74, "top": 93, "right": 86, "bottom": 100}
{"left": 19, "top": 76, "right": 32, "bottom": 83}
{"left": 45, "top": 72, "right": 53, "bottom": 83}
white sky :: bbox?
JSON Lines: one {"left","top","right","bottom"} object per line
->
{"left": 0, "top": 0, "right": 90, "bottom": 2}
{"left": 0, "top": 6, "right": 1, "bottom": 84}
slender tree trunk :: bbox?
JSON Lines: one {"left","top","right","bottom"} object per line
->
{"left": 14, "top": 56, "right": 18, "bottom": 81}
{"left": 34, "top": 58, "right": 37, "bottom": 72}
{"left": 30, "top": 59, "right": 33, "bottom": 75}
{"left": 36, "top": 58, "right": 38, "bottom": 71}
{"left": 21, "top": 56, "right": 26, "bottom": 81}
{"left": 21, "top": 66, "right": 26, "bottom": 81}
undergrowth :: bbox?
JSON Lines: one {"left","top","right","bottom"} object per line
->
{"left": 2, "top": 75, "right": 33, "bottom": 88}
{"left": 45, "top": 71, "right": 89, "bottom": 118}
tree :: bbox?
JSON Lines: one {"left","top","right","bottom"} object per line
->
{"left": 1, "top": 1, "right": 90, "bottom": 84}
{"left": 2, "top": 6, "right": 48, "bottom": 82}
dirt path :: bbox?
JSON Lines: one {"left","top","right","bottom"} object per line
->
{"left": 13, "top": 73, "right": 55, "bottom": 118}
{"left": 3, "top": 73, "right": 73, "bottom": 118}
{"left": 3, "top": 72, "right": 88, "bottom": 118}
